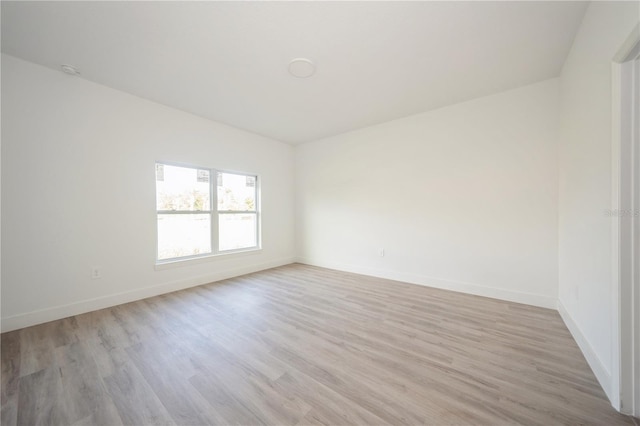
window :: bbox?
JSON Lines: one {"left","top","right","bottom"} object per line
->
{"left": 156, "top": 163, "right": 259, "bottom": 262}
{"left": 217, "top": 171, "right": 258, "bottom": 251}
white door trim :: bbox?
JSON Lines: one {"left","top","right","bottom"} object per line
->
{"left": 611, "top": 24, "right": 640, "bottom": 416}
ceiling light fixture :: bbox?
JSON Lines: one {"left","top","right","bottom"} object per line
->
{"left": 61, "top": 64, "right": 80, "bottom": 76}
{"left": 288, "top": 58, "right": 315, "bottom": 78}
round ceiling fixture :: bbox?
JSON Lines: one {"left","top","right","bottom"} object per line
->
{"left": 288, "top": 58, "right": 315, "bottom": 78}
{"left": 61, "top": 64, "right": 80, "bottom": 76}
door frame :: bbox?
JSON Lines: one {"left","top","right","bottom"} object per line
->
{"left": 611, "top": 25, "right": 640, "bottom": 416}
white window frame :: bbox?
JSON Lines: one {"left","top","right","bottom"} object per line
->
{"left": 155, "top": 161, "right": 261, "bottom": 264}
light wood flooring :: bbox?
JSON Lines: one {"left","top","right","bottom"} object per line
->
{"left": 1, "top": 263, "right": 633, "bottom": 425}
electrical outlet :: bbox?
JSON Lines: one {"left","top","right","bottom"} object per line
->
{"left": 91, "top": 267, "right": 102, "bottom": 280}
{"left": 379, "top": 248, "right": 385, "bottom": 257}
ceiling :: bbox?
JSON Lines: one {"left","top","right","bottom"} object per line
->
{"left": 1, "top": 1, "right": 588, "bottom": 145}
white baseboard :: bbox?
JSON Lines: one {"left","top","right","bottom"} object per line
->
{"left": 557, "top": 298, "right": 613, "bottom": 401}
{"left": 1, "top": 257, "right": 294, "bottom": 333}
{"left": 294, "top": 257, "right": 557, "bottom": 309}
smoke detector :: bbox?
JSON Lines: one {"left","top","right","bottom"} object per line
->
{"left": 288, "top": 58, "right": 315, "bottom": 78}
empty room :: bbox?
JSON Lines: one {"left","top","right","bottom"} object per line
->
{"left": 1, "top": 1, "right": 639, "bottom": 425}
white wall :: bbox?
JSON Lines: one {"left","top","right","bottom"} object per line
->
{"left": 557, "top": 1, "right": 639, "bottom": 405}
{"left": 296, "top": 78, "right": 560, "bottom": 308}
{"left": 1, "top": 54, "right": 295, "bottom": 331}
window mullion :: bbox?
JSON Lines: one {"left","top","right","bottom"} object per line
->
{"left": 211, "top": 168, "right": 219, "bottom": 254}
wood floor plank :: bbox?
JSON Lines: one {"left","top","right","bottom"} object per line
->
{"left": 274, "top": 370, "right": 390, "bottom": 426}
{"left": 1, "top": 263, "right": 633, "bottom": 425}
{"left": 188, "top": 368, "right": 270, "bottom": 426}
{"left": 102, "top": 361, "right": 176, "bottom": 426}
{"left": 18, "top": 325, "right": 56, "bottom": 378}
{"left": 75, "top": 310, "right": 131, "bottom": 379}
{"left": 151, "top": 291, "right": 291, "bottom": 382}
{"left": 55, "top": 341, "right": 123, "bottom": 426}
{"left": 1, "top": 398, "right": 18, "bottom": 426}
{"left": 125, "top": 340, "right": 227, "bottom": 426}
{"left": 17, "top": 363, "right": 69, "bottom": 425}
{"left": 1, "top": 331, "right": 21, "bottom": 416}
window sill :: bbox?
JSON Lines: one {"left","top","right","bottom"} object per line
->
{"left": 154, "top": 247, "right": 262, "bottom": 271}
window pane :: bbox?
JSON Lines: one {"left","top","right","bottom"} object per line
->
{"left": 219, "top": 213, "right": 257, "bottom": 251}
{"left": 156, "top": 164, "right": 210, "bottom": 211}
{"left": 217, "top": 172, "right": 256, "bottom": 211}
{"left": 157, "top": 214, "right": 211, "bottom": 260}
